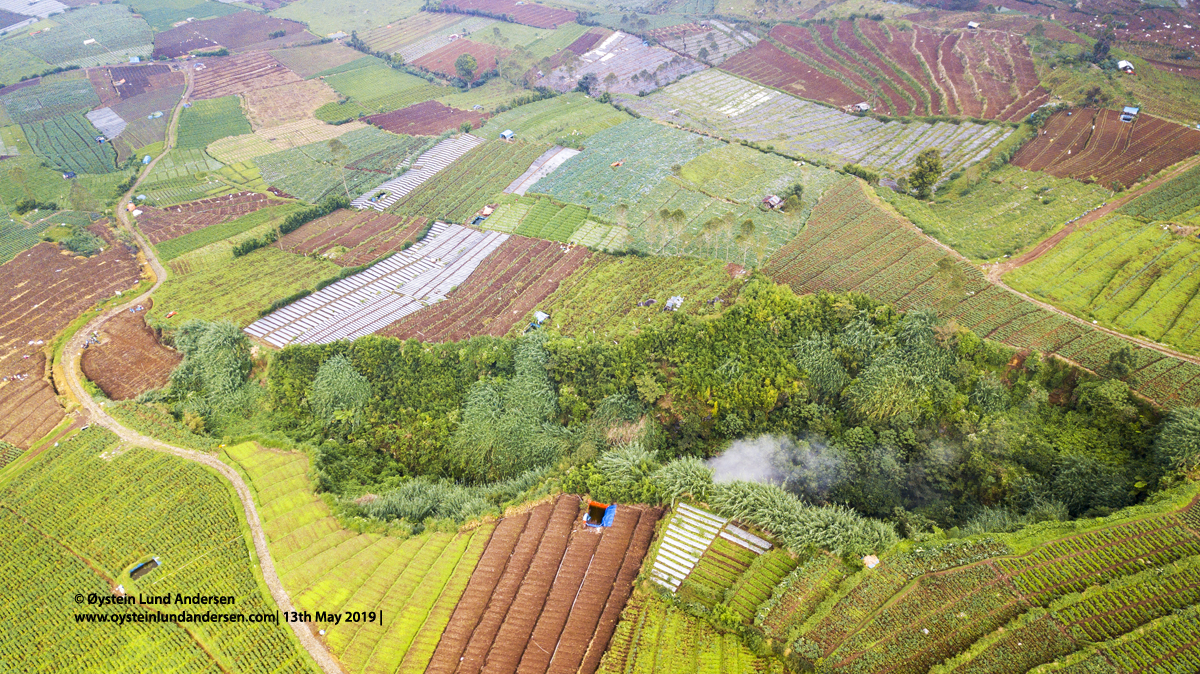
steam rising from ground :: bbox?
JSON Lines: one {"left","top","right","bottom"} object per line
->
{"left": 708, "top": 435, "right": 846, "bottom": 498}
{"left": 707, "top": 435, "right": 792, "bottom": 484}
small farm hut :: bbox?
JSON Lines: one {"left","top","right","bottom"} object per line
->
{"left": 763, "top": 194, "right": 784, "bottom": 209}
{"left": 1120, "top": 106, "right": 1140, "bottom": 122}
{"left": 62, "top": 171, "right": 76, "bottom": 179}
{"left": 586, "top": 501, "right": 616, "bottom": 527}
{"left": 500, "top": 129, "right": 515, "bottom": 140}
{"left": 966, "top": 21, "right": 979, "bottom": 30}
{"left": 853, "top": 102, "right": 871, "bottom": 112}
{"left": 1117, "top": 60, "right": 1134, "bottom": 73}
{"left": 534, "top": 311, "right": 550, "bottom": 324}
{"left": 665, "top": 296, "right": 684, "bottom": 311}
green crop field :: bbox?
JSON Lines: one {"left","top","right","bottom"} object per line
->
{"left": 154, "top": 202, "right": 306, "bottom": 262}
{"left": 478, "top": 93, "right": 632, "bottom": 145}
{"left": 9, "top": 5, "right": 152, "bottom": 68}
{"left": 598, "top": 592, "right": 783, "bottom": 673}
{"left": 0, "top": 156, "right": 116, "bottom": 212}
{"left": 140, "top": 148, "right": 231, "bottom": 205}
{"left": 471, "top": 22, "right": 589, "bottom": 59}
{"left": 223, "top": 441, "right": 492, "bottom": 673}
{"left": 176, "top": 96, "right": 252, "bottom": 151}
{"left": 764, "top": 177, "right": 1200, "bottom": 408}
{"left": 0, "top": 428, "right": 316, "bottom": 672}
{"left": 0, "top": 215, "right": 54, "bottom": 263}
{"left": 629, "top": 485, "right": 1200, "bottom": 674}
{"left": 256, "top": 126, "right": 421, "bottom": 203}
{"left": 128, "top": 0, "right": 242, "bottom": 31}
{"left": 534, "top": 254, "right": 743, "bottom": 337}
{"left": 435, "top": 78, "right": 528, "bottom": 114}
{"left": 1007, "top": 214, "right": 1200, "bottom": 355}
{"left": 321, "top": 58, "right": 446, "bottom": 113}
{"left": 391, "top": 139, "right": 550, "bottom": 223}
{"left": 0, "top": 44, "right": 50, "bottom": 87}
{"left": 532, "top": 120, "right": 842, "bottom": 265}
{"left": 271, "top": 0, "right": 423, "bottom": 38}
{"left": 883, "top": 166, "right": 1111, "bottom": 261}
{"left": 23, "top": 111, "right": 119, "bottom": 174}
{"left": 2, "top": 78, "right": 100, "bottom": 125}
{"left": 151, "top": 246, "right": 338, "bottom": 327}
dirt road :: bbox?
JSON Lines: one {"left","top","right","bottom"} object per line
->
{"left": 59, "top": 66, "right": 344, "bottom": 674}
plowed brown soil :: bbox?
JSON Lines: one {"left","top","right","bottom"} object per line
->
{"left": 81, "top": 298, "right": 179, "bottom": 401}
{"left": 428, "top": 494, "right": 662, "bottom": 674}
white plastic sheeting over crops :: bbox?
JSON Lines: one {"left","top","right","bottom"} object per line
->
{"left": 619, "top": 70, "right": 1012, "bottom": 179}
{"left": 86, "top": 107, "right": 127, "bottom": 140}
{"left": 351, "top": 133, "right": 483, "bottom": 211}
{"left": 649, "top": 502, "right": 770, "bottom": 593}
{"left": 244, "top": 223, "right": 508, "bottom": 347}
{"left": 503, "top": 145, "right": 580, "bottom": 196}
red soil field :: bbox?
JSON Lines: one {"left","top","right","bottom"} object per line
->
{"left": 427, "top": 494, "right": 662, "bottom": 674}
{"left": 439, "top": 0, "right": 577, "bottom": 29}
{"left": 152, "top": 12, "right": 309, "bottom": 59}
{"left": 0, "top": 226, "right": 141, "bottom": 447}
{"left": 411, "top": 39, "right": 508, "bottom": 81}
{"left": 366, "top": 100, "right": 489, "bottom": 136}
{"left": 1012, "top": 108, "right": 1200, "bottom": 187}
{"left": 190, "top": 52, "right": 303, "bottom": 100}
{"left": 741, "top": 20, "right": 1048, "bottom": 121}
{"left": 137, "top": 192, "right": 279, "bottom": 245}
{"left": 81, "top": 298, "right": 180, "bottom": 401}
{"left": 275, "top": 209, "right": 427, "bottom": 266}
{"left": 720, "top": 41, "right": 860, "bottom": 107}
{"left": 377, "top": 236, "right": 591, "bottom": 342}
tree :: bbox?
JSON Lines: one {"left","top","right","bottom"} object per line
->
{"left": 454, "top": 53, "right": 478, "bottom": 82}
{"left": 459, "top": 121, "right": 473, "bottom": 133}
{"left": 909, "top": 147, "right": 942, "bottom": 200}
{"left": 1154, "top": 407, "right": 1200, "bottom": 473}
{"left": 310, "top": 354, "right": 370, "bottom": 430}
{"left": 603, "top": 72, "right": 618, "bottom": 91}
{"left": 698, "top": 46, "right": 709, "bottom": 62}
{"left": 576, "top": 72, "right": 597, "bottom": 94}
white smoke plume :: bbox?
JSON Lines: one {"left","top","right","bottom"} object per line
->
{"left": 707, "top": 435, "right": 791, "bottom": 484}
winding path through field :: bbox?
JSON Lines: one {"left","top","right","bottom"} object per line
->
{"left": 981, "top": 154, "right": 1200, "bottom": 369}
{"left": 59, "top": 64, "right": 344, "bottom": 674}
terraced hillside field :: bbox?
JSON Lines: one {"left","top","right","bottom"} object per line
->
{"left": 629, "top": 494, "right": 1200, "bottom": 673}
{"left": 377, "top": 235, "right": 592, "bottom": 342}
{"left": 764, "top": 178, "right": 1200, "bottom": 408}
{"left": 224, "top": 442, "right": 490, "bottom": 674}
{"left": 427, "top": 494, "right": 662, "bottom": 674}
{"left": 531, "top": 118, "right": 844, "bottom": 265}
{"left": 0, "top": 430, "right": 316, "bottom": 672}
{"left": 1012, "top": 108, "right": 1200, "bottom": 188}
{"left": 618, "top": 70, "right": 1012, "bottom": 180}
{"left": 275, "top": 210, "right": 428, "bottom": 267}
{"left": 725, "top": 21, "right": 1047, "bottom": 120}
{"left": 1007, "top": 211, "right": 1200, "bottom": 357}
{"left": 136, "top": 191, "right": 280, "bottom": 245}
{"left": 0, "top": 226, "right": 141, "bottom": 446}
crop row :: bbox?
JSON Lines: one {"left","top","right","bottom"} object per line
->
{"left": 391, "top": 139, "right": 549, "bottom": 223}
{"left": 1, "top": 428, "right": 314, "bottom": 673}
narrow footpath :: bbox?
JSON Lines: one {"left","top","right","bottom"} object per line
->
{"left": 59, "top": 64, "right": 343, "bottom": 674}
